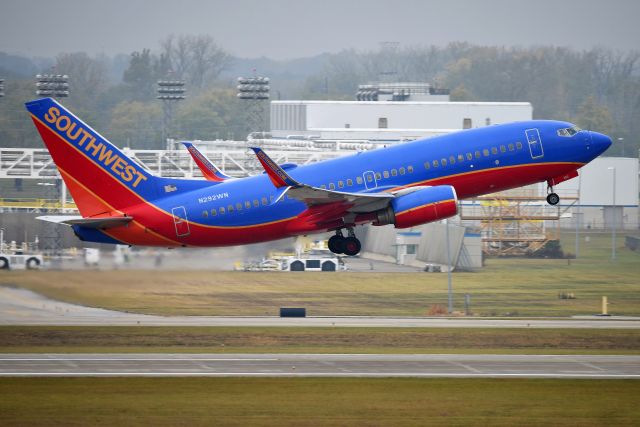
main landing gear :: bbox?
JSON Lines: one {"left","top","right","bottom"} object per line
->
{"left": 328, "top": 228, "right": 362, "bottom": 256}
{"left": 546, "top": 183, "right": 560, "bottom": 206}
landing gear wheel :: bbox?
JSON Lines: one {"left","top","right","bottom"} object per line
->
{"left": 328, "top": 235, "right": 345, "bottom": 254}
{"left": 546, "top": 193, "right": 560, "bottom": 205}
{"left": 342, "top": 237, "right": 362, "bottom": 257}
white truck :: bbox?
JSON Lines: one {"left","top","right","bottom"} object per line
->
{"left": 0, "top": 252, "right": 43, "bottom": 270}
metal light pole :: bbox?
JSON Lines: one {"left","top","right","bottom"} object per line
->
{"left": 35, "top": 73, "right": 69, "bottom": 262}
{"left": 157, "top": 79, "right": 185, "bottom": 148}
{"left": 608, "top": 167, "right": 616, "bottom": 261}
{"left": 575, "top": 173, "right": 582, "bottom": 258}
{"left": 617, "top": 138, "right": 625, "bottom": 157}
{"left": 237, "top": 75, "right": 270, "bottom": 139}
{"left": 445, "top": 219, "right": 453, "bottom": 314}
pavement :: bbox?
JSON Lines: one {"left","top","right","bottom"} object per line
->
{"left": 0, "top": 353, "right": 638, "bottom": 378}
{"left": 2, "top": 286, "right": 640, "bottom": 328}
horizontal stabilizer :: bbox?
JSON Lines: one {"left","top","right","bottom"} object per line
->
{"left": 37, "top": 215, "right": 133, "bottom": 229}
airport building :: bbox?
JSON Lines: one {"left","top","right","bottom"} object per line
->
{"left": 270, "top": 83, "right": 532, "bottom": 142}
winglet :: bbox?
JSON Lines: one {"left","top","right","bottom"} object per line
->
{"left": 182, "top": 142, "right": 232, "bottom": 182}
{"left": 250, "top": 147, "right": 300, "bottom": 188}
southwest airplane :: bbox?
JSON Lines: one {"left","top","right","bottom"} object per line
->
{"left": 27, "top": 97, "right": 612, "bottom": 256}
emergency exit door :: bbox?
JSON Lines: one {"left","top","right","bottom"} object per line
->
{"left": 525, "top": 128, "right": 544, "bottom": 159}
{"left": 171, "top": 206, "right": 190, "bottom": 237}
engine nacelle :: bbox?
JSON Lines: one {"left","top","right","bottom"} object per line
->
{"left": 374, "top": 185, "right": 458, "bottom": 229}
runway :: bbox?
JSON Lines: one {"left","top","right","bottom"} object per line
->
{"left": 2, "top": 286, "right": 639, "bottom": 328}
{"left": 1, "top": 354, "right": 638, "bottom": 378}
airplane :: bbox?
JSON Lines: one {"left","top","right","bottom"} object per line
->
{"left": 27, "top": 97, "right": 612, "bottom": 256}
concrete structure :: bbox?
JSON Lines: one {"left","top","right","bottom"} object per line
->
{"left": 270, "top": 100, "right": 533, "bottom": 141}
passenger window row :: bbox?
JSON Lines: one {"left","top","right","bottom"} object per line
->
{"left": 200, "top": 159, "right": 436, "bottom": 219}
{"left": 423, "top": 142, "right": 523, "bottom": 170}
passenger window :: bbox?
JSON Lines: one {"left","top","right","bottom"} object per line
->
{"left": 391, "top": 169, "right": 397, "bottom": 176}
{"left": 399, "top": 167, "right": 406, "bottom": 175}
{"left": 219, "top": 207, "right": 226, "bottom": 214}
{"left": 356, "top": 176, "right": 363, "bottom": 184}
{"left": 261, "top": 197, "right": 268, "bottom": 205}
{"left": 338, "top": 181, "right": 344, "bottom": 188}
{"left": 442, "top": 158, "right": 448, "bottom": 166}
{"left": 491, "top": 147, "right": 498, "bottom": 155}
{"left": 202, "top": 210, "right": 208, "bottom": 218}
{"left": 407, "top": 165, "right": 414, "bottom": 173}
{"left": 269, "top": 195, "right": 274, "bottom": 202}
{"left": 449, "top": 156, "right": 455, "bottom": 164}
{"left": 466, "top": 153, "right": 473, "bottom": 161}
{"left": 475, "top": 151, "right": 481, "bottom": 159}
{"left": 500, "top": 145, "right": 506, "bottom": 153}
{"left": 508, "top": 143, "right": 515, "bottom": 151}
{"left": 483, "top": 149, "right": 489, "bottom": 157}
{"left": 347, "top": 178, "right": 353, "bottom": 186}
{"left": 228, "top": 205, "right": 234, "bottom": 213}
{"left": 375, "top": 172, "right": 382, "bottom": 180}
{"left": 516, "top": 141, "right": 523, "bottom": 150}
{"left": 329, "top": 183, "right": 336, "bottom": 190}
{"left": 321, "top": 184, "right": 326, "bottom": 189}
{"left": 458, "top": 154, "right": 464, "bottom": 162}
{"left": 463, "top": 118, "right": 472, "bottom": 129}
{"left": 236, "top": 202, "right": 242, "bottom": 211}
{"left": 253, "top": 199, "right": 259, "bottom": 208}
{"left": 366, "top": 174, "right": 373, "bottom": 182}
{"left": 433, "top": 160, "right": 439, "bottom": 167}
{"left": 424, "top": 162, "right": 430, "bottom": 170}
{"left": 383, "top": 171, "right": 389, "bottom": 178}
{"left": 211, "top": 209, "right": 217, "bottom": 216}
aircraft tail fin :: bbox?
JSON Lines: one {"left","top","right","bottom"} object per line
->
{"left": 25, "top": 98, "right": 157, "bottom": 217}
{"left": 182, "top": 142, "right": 232, "bottom": 182}
{"left": 250, "top": 147, "right": 300, "bottom": 188}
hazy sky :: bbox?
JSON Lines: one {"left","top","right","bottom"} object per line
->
{"left": 1, "top": 0, "right": 639, "bottom": 59}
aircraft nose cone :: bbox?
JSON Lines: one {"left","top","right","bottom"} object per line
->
{"left": 590, "top": 131, "right": 612, "bottom": 155}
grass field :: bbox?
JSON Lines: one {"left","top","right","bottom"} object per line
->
{"left": 0, "top": 232, "right": 638, "bottom": 316}
{"left": 1, "top": 326, "right": 639, "bottom": 354}
{"left": 1, "top": 377, "right": 638, "bottom": 426}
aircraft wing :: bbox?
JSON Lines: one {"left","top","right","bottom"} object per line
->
{"left": 251, "top": 147, "right": 394, "bottom": 218}
{"left": 37, "top": 215, "right": 134, "bottom": 229}
{"left": 182, "top": 142, "right": 232, "bottom": 182}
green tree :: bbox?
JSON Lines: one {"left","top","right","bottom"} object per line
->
{"left": 174, "top": 89, "right": 244, "bottom": 140}
{"left": 574, "top": 96, "right": 614, "bottom": 134}
{"left": 122, "top": 49, "right": 157, "bottom": 101}
{"left": 108, "top": 101, "right": 162, "bottom": 149}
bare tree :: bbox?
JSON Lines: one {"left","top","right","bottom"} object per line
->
{"left": 160, "top": 34, "right": 232, "bottom": 89}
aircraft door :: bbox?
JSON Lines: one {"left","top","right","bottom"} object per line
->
{"left": 171, "top": 206, "right": 191, "bottom": 237}
{"left": 525, "top": 128, "right": 544, "bottom": 159}
{"left": 363, "top": 170, "right": 377, "bottom": 190}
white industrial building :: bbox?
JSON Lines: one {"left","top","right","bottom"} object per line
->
{"left": 270, "top": 100, "right": 533, "bottom": 142}
{"left": 270, "top": 82, "right": 532, "bottom": 142}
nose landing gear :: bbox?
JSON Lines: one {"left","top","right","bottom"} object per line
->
{"left": 546, "top": 183, "right": 560, "bottom": 205}
{"left": 328, "top": 228, "right": 362, "bottom": 256}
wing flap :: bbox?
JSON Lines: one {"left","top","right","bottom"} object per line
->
{"left": 37, "top": 215, "right": 133, "bottom": 229}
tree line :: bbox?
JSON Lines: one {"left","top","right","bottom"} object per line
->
{"left": 0, "top": 38, "right": 638, "bottom": 156}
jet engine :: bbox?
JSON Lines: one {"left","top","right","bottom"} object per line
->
{"left": 373, "top": 185, "right": 458, "bottom": 229}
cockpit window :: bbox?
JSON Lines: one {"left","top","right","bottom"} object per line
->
{"left": 557, "top": 126, "right": 582, "bottom": 137}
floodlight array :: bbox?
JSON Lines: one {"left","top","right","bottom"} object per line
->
{"left": 157, "top": 80, "right": 186, "bottom": 100}
{"left": 35, "top": 74, "right": 69, "bottom": 97}
{"left": 237, "top": 76, "right": 270, "bottom": 100}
